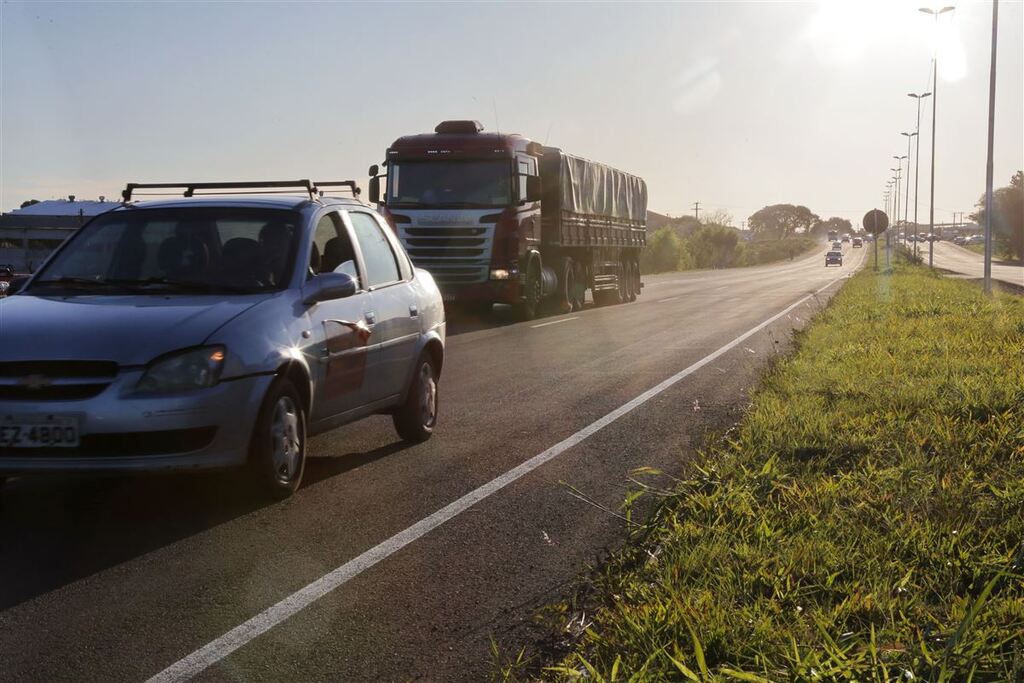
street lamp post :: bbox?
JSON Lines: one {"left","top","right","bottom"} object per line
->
{"left": 901, "top": 134, "right": 917, "bottom": 246}
{"left": 908, "top": 92, "right": 931, "bottom": 256}
{"left": 982, "top": 0, "right": 999, "bottom": 295}
{"left": 891, "top": 163, "right": 904, "bottom": 242}
{"left": 920, "top": 5, "right": 955, "bottom": 267}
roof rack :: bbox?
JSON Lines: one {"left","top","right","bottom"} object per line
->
{"left": 313, "top": 180, "right": 361, "bottom": 197}
{"left": 122, "top": 180, "right": 318, "bottom": 202}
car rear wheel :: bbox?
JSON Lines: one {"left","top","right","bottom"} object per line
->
{"left": 393, "top": 353, "right": 439, "bottom": 443}
{"left": 248, "top": 377, "right": 306, "bottom": 498}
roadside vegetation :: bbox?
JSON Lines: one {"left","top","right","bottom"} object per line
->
{"left": 969, "top": 170, "right": 1023, "bottom": 263}
{"left": 640, "top": 226, "right": 818, "bottom": 274}
{"left": 641, "top": 204, "right": 853, "bottom": 275}
{"left": 507, "top": 256, "right": 1024, "bottom": 681}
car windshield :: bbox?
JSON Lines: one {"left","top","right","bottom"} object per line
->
{"left": 28, "top": 207, "right": 301, "bottom": 294}
{"left": 387, "top": 160, "right": 512, "bottom": 208}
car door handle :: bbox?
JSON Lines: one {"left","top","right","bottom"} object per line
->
{"left": 325, "top": 319, "right": 372, "bottom": 341}
{"left": 364, "top": 311, "right": 377, "bottom": 325}
{"left": 409, "top": 304, "right": 419, "bottom": 318}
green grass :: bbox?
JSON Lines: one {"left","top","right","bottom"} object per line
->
{"left": 510, "top": 258, "right": 1024, "bottom": 682}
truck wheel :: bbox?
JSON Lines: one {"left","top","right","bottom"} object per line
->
{"left": 393, "top": 352, "right": 438, "bottom": 443}
{"left": 247, "top": 376, "right": 307, "bottom": 498}
{"left": 571, "top": 261, "right": 586, "bottom": 310}
{"left": 514, "top": 259, "right": 543, "bottom": 321}
{"left": 625, "top": 261, "right": 638, "bottom": 302}
{"left": 614, "top": 262, "right": 627, "bottom": 304}
{"left": 555, "top": 258, "right": 575, "bottom": 314}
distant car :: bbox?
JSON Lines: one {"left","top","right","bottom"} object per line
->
{"left": 0, "top": 180, "right": 446, "bottom": 497}
{"left": 831, "top": 241, "right": 843, "bottom": 250}
{"left": 965, "top": 234, "right": 984, "bottom": 245}
{"left": 825, "top": 250, "right": 843, "bottom": 266}
{"left": 852, "top": 237, "right": 863, "bottom": 248}
{"left": 841, "top": 234, "right": 850, "bottom": 242}
{"left": 953, "top": 235, "right": 967, "bottom": 245}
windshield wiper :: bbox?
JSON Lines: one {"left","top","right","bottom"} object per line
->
{"left": 30, "top": 276, "right": 123, "bottom": 290}
{"left": 108, "top": 277, "right": 262, "bottom": 294}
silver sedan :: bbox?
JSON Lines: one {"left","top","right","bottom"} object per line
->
{"left": 0, "top": 191, "right": 445, "bottom": 497}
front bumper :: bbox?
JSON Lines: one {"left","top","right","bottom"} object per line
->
{"left": 0, "top": 373, "right": 274, "bottom": 474}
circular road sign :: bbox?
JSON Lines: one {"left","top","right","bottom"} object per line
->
{"left": 862, "top": 209, "right": 889, "bottom": 235}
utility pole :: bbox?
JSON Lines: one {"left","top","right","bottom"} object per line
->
{"left": 983, "top": 0, "right": 999, "bottom": 296}
{"left": 692, "top": 201, "right": 701, "bottom": 222}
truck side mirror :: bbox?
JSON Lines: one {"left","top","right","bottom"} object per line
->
{"left": 368, "top": 164, "right": 379, "bottom": 177}
{"left": 368, "top": 176, "right": 381, "bottom": 204}
{"left": 525, "top": 175, "right": 541, "bottom": 203}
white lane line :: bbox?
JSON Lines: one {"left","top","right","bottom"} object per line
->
{"left": 147, "top": 272, "right": 850, "bottom": 683}
{"left": 531, "top": 316, "right": 579, "bottom": 329}
{"left": 657, "top": 296, "right": 680, "bottom": 303}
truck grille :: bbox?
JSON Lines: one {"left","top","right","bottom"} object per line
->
{"left": 0, "top": 361, "right": 118, "bottom": 401}
{"left": 398, "top": 225, "right": 493, "bottom": 285}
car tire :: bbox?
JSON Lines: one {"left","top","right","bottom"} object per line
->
{"left": 247, "top": 376, "right": 307, "bottom": 498}
{"left": 393, "top": 352, "right": 439, "bottom": 443}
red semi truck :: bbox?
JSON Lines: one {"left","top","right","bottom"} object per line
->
{"left": 368, "top": 120, "right": 646, "bottom": 319}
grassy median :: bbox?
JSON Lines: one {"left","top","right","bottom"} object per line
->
{"left": 511, "top": 259, "right": 1024, "bottom": 681}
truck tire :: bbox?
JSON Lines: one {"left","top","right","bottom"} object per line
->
{"left": 392, "top": 352, "right": 438, "bottom": 443}
{"left": 614, "top": 262, "right": 627, "bottom": 304}
{"left": 247, "top": 376, "right": 307, "bottom": 498}
{"left": 514, "top": 259, "right": 543, "bottom": 321}
{"left": 555, "top": 258, "right": 575, "bottom": 314}
{"left": 625, "top": 261, "right": 638, "bottom": 302}
{"left": 632, "top": 261, "right": 643, "bottom": 300}
{"left": 571, "top": 261, "right": 586, "bottom": 311}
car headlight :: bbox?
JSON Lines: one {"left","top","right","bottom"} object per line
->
{"left": 137, "top": 346, "right": 226, "bottom": 393}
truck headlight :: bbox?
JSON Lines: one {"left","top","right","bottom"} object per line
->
{"left": 489, "top": 268, "right": 511, "bottom": 280}
{"left": 137, "top": 346, "right": 226, "bottom": 393}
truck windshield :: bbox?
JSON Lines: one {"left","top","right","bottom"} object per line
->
{"left": 388, "top": 160, "right": 512, "bottom": 208}
{"left": 28, "top": 207, "right": 301, "bottom": 295}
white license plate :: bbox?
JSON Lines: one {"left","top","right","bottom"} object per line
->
{"left": 0, "top": 415, "right": 80, "bottom": 448}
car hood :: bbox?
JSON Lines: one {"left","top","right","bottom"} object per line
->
{"left": 0, "top": 294, "right": 270, "bottom": 365}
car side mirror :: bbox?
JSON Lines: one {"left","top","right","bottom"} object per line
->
{"left": 303, "top": 272, "right": 357, "bottom": 305}
{"left": 368, "top": 176, "right": 381, "bottom": 205}
{"left": 525, "top": 175, "right": 541, "bottom": 203}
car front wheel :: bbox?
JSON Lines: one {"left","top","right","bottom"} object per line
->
{"left": 248, "top": 377, "right": 307, "bottom": 497}
{"left": 393, "top": 352, "right": 439, "bottom": 443}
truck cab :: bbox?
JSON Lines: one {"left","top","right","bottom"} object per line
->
{"left": 370, "top": 120, "right": 540, "bottom": 312}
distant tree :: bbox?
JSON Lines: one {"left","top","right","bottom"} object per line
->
{"left": 666, "top": 215, "right": 702, "bottom": 239}
{"left": 747, "top": 204, "right": 820, "bottom": 240}
{"left": 702, "top": 208, "right": 734, "bottom": 227}
{"left": 641, "top": 227, "right": 684, "bottom": 274}
{"left": 811, "top": 216, "right": 853, "bottom": 237}
{"left": 969, "top": 170, "right": 1023, "bottom": 262}
{"left": 687, "top": 225, "right": 743, "bottom": 268}
{"left": 19, "top": 199, "right": 40, "bottom": 209}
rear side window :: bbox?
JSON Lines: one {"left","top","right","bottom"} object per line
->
{"left": 348, "top": 212, "right": 400, "bottom": 287}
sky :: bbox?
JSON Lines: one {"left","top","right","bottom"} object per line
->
{"left": 1, "top": 0, "right": 1021, "bottom": 228}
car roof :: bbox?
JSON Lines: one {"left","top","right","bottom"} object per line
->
{"left": 115, "top": 195, "right": 370, "bottom": 213}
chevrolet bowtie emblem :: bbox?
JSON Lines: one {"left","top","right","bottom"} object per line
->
{"left": 17, "top": 374, "right": 52, "bottom": 390}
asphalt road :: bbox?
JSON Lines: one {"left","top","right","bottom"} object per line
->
{"left": 0, "top": 242, "right": 866, "bottom": 682}
{"left": 927, "top": 240, "right": 1023, "bottom": 288}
